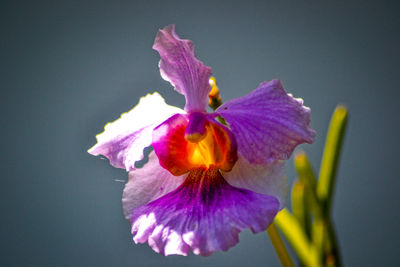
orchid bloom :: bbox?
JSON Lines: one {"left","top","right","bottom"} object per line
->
{"left": 88, "top": 25, "right": 316, "bottom": 256}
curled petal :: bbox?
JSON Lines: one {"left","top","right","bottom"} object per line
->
{"left": 153, "top": 25, "right": 212, "bottom": 112}
{"left": 130, "top": 168, "right": 279, "bottom": 256}
{"left": 152, "top": 114, "right": 191, "bottom": 175}
{"left": 88, "top": 92, "right": 183, "bottom": 171}
{"left": 122, "top": 151, "right": 187, "bottom": 220}
{"left": 216, "top": 79, "right": 316, "bottom": 164}
{"left": 152, "top": 114, "right": 237, "bottom": 176}
{"left": 222, "top": 154, "right": 288, "bottom": 210}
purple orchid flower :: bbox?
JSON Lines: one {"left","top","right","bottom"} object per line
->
{"left": 88, "top": 25, "right": 316, "bottom": 256}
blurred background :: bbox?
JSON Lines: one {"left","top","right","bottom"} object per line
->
{"left": 1, "top": 0, "right": 399, "bottom": 266}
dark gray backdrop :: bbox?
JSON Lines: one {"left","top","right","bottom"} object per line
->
{"left": 1, "top": 0, "right": 399, "bottom": 266}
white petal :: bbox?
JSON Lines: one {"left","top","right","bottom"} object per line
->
{"left": 222, "top": 153, "right": 288, "bottom": 209}
{"left": 88, "top": 92, "right": 184, "bottom": 171}
{"left": 122, "top": 151, "right": 187, "bottom": 220}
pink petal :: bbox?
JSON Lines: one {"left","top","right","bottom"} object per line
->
{"left": 122, "top": 151, "right": 187, "bottom": 220}
{"left": 153, "top": 25, "right": 212, "bottom": 112}
{"left": 216, "top": 79, "right": 316, "bottom": 164}
{"left": 222, "top": 153, "right": 288, "bottom": 210}
{"left": 130, "top": 168, "right": 279, "bottom": 256}
{"left": 88, "top": 93, "right": 183, "bottom": 171}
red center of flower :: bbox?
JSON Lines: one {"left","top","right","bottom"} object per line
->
{"left": 152, "top": 113, "right": 237, "bottom": 176}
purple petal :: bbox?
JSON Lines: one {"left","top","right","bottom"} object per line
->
{"left": 88, "top": 93, "right": 183, "bottom": 171}
{"left": 216, "top": 79, "right": 316, "bottom": 164}
{"left": 153, "top": 25, "right": 212, "bottom": 112}
{"left": 184, "top": 112, "right": 208, "bottom": 142}
{"left": 130, "top": 168, "right": 279, "bottom": 256}
{"left": 122, "top": 151, "right": 187, "bottom": 220}
{"left": 222, "top": 153, "right": 288, "bottom": 210}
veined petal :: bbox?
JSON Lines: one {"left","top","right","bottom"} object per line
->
{"left": 153, "top": 25, "right": 212, "bottom": 112}
{"left": 88, "top": 92, "right": 183, "bottom": 171}
{"left": 130, "top": 168, "right": 279, "bottom": 256}
{"left": 222, "top": 154, "right": 288, "bottom": 210}
{"left": 216, "top": 79, "right": 316, "bottom": 164}
{"left": 122, "top": 151, "right": 187, "bottom": 220}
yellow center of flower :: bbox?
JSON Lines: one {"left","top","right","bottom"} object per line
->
{"left": 187, "top": 126, "right": 218, "bottom": 168}
{"left": 185, "top": 122, "right": 236, "bottom": 171}
{"left": 153, "top": 113, "right": 237, "bottom": 176}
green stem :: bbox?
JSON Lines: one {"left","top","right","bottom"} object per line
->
{"left": 294, "top": 152, "right": 326, "bottom": 263}
{"left": 316, "top": 105, "right": 347, "bottom": 266}
{"left": 267, "top": 222, "right": 295, "bottom": 267}
{"left": 317, "top": 105, "right": 348, "bottom": 214}
{"left": 275, "top": 209, "right": 321, "bottom": 267}
{"left": 313, "top": 106, "right": 348, "bottom": 266}
{"left": 323, "top": 217, "right": 342, "bottom": 267}
{"left": 291, "top": 180, "right": 311, "bottom": 238}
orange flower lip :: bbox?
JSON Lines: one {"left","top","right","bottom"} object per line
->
{"left": 187, "top": 122, "right": 233, "bottom": 170}
{"left": 152, "top": 113, "right": 237, "bottom": 176}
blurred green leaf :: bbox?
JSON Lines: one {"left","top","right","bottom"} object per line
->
{"left": 317, "top": 105, "right": 348, "bottom": 215}
{"left": 267, "top": 223, "right": 295, "bottom": 267}
{"left": 291, "top": 180, "right": 311, "bottom": 238}
{"left": 294, "top": 152, "right": 322, "bottom": 218}
{"left": 275, "top": 209, "right": 321, "bottom": 267}
{"left": 294, "top": 152, "right": 325, "bottom": 263}
{"left": 275, "top": 105, "right": 347, "bottom": 267}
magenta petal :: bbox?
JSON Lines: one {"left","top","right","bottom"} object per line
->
{"left": 130, "top": 168, "right": 279, "bottom": 256}
{"left": 216, "top": 80, "right": 316, "bottom": 164}
{"left": 153, "top": 25, "right": 212, "bottom": 112}
{"left": 88, "top": 93, "right": 183, "bottom": 171}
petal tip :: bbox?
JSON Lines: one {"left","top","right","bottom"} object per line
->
{"left": 152, "top": 25, "right": 212, "bottom": 112}
{"left": 216, "top": 79, "right": 316, "bottom": 163}
{"left": 88, "top": 92, "right": 183, "bottom": 171}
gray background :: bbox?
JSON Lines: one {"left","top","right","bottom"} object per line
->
{"left": 1, "top": 0, "right": 399, "bottom": 266}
